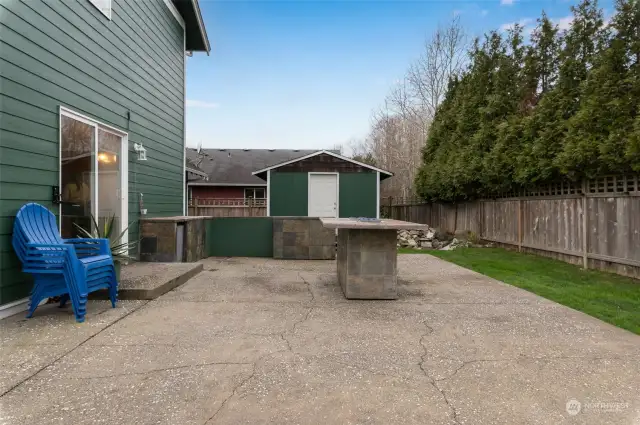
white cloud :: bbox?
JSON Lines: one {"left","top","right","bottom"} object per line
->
{"left": 553, "top": 15, "right": 573, "bottom": 31}
{"left": 500, "top": 18, "right": 533, "bottom": 32}
{"left": 481, "top": 10, "right": 489, "bottom": 17}
{"left": 186, "top": 99, "right": 219, "bottom": 109}
{"left": 501, "top": 0, "right": 515, "bottom": 5}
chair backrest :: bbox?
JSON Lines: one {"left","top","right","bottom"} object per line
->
{"left": 13, "top": 204, "right": 64, "bottom": 255}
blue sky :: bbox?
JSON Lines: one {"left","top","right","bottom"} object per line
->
{"left": 185, "top": 0, "right": 613, "bottom": 151}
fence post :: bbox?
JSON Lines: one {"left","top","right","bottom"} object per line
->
{"left": 518, "top": 198, "right": 522, "bottom": 252}
{"left": 453, "top": 202, "right": 458, "bottom": 234}
{"left": 581, "top": 179, "right": 588, "bottom": 269}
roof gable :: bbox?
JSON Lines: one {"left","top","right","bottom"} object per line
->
{"left": 252, "top": 150, "right": 392, "bottom": 178}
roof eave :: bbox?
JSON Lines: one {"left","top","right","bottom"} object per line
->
{"left": 251, "top": 150, "right": 393, "bottom": 176}
{"left": 173, "top": 0, "right": 210, "bottom": 53}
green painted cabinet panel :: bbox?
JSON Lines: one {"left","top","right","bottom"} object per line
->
{"left": 0, "top": 0, "right": 186, "bottom": 305}
{"left": 206, "top": 218, "right": 273, "bottom": 258}
{"left": 339, "top": 173, "right": 377, "bottom": 218}
{"left": 270, "top": 172, "right": 308, "bottom": 217}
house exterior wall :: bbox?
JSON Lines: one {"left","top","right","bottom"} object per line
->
{"left": 270, "top": 172, "right": 308, "bottom": 216}
{"left": 339, "top": 173, "right": 377, "bottom": 218}
{"left": 269, "top": 171, "right": 378, "bottom": 218}
{"left": 0, "top": 0, "right": 186, "bottom": 305}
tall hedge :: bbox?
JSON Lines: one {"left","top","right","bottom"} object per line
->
{"left": 415, "top": 0, "right": 640, "bottom": 202}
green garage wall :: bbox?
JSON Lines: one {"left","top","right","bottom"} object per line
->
{"left": 339, "top": 173, "right": 377, "bottom": 218}
{"left": 0, "top": 0, "right": 186, "bottom": 305}
{"left": 206, "top": 218, "right": 273, "bottom": 257}
{"left": 270, "top": 172, "right": 308, "bottom": 216}
{"left": 268, "top": 171, "right": 379, "bottom": 218}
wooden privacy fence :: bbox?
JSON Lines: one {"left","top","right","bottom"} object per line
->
{"left": 382, "top": 176, "right": 640, "bottom": 279}
{"left": 188, "top": 198, "right": 266, "bottom": 217}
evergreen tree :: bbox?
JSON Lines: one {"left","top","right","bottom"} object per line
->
{"left": 414, "top": 0, "right": 639, "bottom": 202}
{"left": 621, "top": 0, "right": 640, "bottom": 171}
{"left": 517, "top": 0, "right": 607, "bottom": 184}
{"left": 481, "top": 25, "right": 529, "bottom": 194}
{"left": 558, "top": 0, "right": 639, "bottom": 177}
{"left": 514, "top": 14, "right": 562, "bottom": 186}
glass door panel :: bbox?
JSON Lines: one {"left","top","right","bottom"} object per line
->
{"left": 97, "top": 128, "right": 122, "bottom": 242}
{"left": 60, "top": 115, "right": 95, "bottom": 238}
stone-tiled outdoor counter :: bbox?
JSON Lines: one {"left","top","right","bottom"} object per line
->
{"left": 320, "top": 218, "right": 427, "bottom": 299}
{"left": 273, "top": 217, "right": 336, "bottom": 260}
{"left": 139, "top": 216, "right": 208, "bottom": 262}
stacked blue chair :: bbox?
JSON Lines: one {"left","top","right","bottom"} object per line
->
{"left": 12, "top": 203, "right": 118, "bottom": 322}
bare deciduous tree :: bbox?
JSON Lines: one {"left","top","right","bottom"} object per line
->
{"left": 354, "top": 17, "right": 469, "bottom": 199}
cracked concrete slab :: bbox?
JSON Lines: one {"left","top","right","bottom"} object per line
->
{"left": 288, "top": 303, "right": 427, "bottom": 379}
{"left": 162, "top": 269, "right": 313, "bottom": 303}
{"left": 434, "top": 356, "right": 640, "bottom": 425}
{"left": 1, "top": 301, "right": 146, "bottom": 347}
{"left": 416, "top": 302, "right": 640, "bottom": 369}
{"left": 84, "top": 300, "right": 310, "bottom": 346}
{"left": 0, "top": 344, "right": 69, "bottom": 395}
{"left": 0, "top": 301, "right": 146, "bottom": 396}
{"left": 210, "top": 351, "right": 453, "bottom": 425}
{"left": 1, "top": 255, "right": 639, "bottom": 425}
{"left": 38, "top": 335, "right": 286, "bottom": 380}
{"left": 0, "top": 363, "right": 253, "bottom": 425}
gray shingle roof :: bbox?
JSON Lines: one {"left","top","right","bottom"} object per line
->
{"left": 185, "top": 148, "right": 321, "bottom": 185}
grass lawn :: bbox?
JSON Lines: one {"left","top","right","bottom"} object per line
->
{"left": 399, "top": 247, "right": 640, "bottom": 335}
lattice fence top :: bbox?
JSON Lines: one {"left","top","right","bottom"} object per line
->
{"left": 383, "top": 175, "right": 640, "bottom": 205}
{"left": 585, "top": 175, "right": 640, "bottom": 195}
{"left": 497, "top": 175, "right": 640, "bottom": 198}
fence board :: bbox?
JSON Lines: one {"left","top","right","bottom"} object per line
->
{"left": 381, "top": 190, "right": 640, "bottom": 280}
{"left": 188, "top": 205, "right": 266, "bottom": 217}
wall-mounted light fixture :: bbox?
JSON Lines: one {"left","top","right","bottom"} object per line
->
{"left": 134, "top": 143, "right": 147, "bottom": 161}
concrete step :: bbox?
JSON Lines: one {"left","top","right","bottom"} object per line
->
{"left": 92, "top": 262, "right": 203, "bottom": 300}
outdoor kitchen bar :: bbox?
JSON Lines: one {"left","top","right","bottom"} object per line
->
{"left": 320, "top": 218, "right": 427, "bottom": 300}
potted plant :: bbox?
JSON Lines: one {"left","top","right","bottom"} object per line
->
{"left": 74, "top": 215, "right": 136, "bottom": 281}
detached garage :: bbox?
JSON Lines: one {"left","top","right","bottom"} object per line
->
{"left": 252, "top": 150, "right": 392, "bottom": 218}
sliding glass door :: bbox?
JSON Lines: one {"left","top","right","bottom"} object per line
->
{"left": 59, "top": 108, "right": 128, "bottom": 243}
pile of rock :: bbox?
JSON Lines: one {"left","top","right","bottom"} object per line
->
{"left": 397, "top": 227, "right": 474, "bottom": 251}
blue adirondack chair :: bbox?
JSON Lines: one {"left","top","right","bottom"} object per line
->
{"left": 12, "top": 203, "right": 118, "bottom": 322}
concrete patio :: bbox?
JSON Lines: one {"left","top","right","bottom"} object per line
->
{"left": 1, "top": 255, "right": 639, "bottom": 425}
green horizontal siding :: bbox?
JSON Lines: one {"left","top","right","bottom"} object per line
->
{"left": 206, "top": 218, "right": 274, "bottom": 258}
{"left": 339, "top": 173, "right": 378, "bottom": 218}
{"left": 269, "top": 171, "right": 379, "bottom": 218}
{"left": 270, "top": 172, "right": 308, "bottom": 216}
{"left": 0, "top": 0, "right": 186, "bottom": 305}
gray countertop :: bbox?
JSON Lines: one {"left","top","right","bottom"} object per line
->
{"left": 319, "top": 218, "right": 427, "bottom": 230}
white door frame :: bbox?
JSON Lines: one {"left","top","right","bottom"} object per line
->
{"left": 307, "top": 172, "right": 339, "bottom": 218}
{"left": 59, "top": 106, "right": 128, "bottom": 243}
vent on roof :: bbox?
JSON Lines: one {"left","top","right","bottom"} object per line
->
{"left": 293, "top": 149, "right": 299, "bottom": 152}
{"left": 218, "top": 149, "right": 225, "bottom": 152}
{"left": 243, "top": 149, "right": 250, "bottom": 151}
{"left": 268, "top": 149, "right": 275, "bottom": 152}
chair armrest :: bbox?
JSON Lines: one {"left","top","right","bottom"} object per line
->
{"left": 24, "top": 243, "right": 72, "bottom": 266}
{"left": 64, "top": 238, "right": 111, "bottom": 257}
{"left": 26, "top": 243, "right": 69, "bottom": 250}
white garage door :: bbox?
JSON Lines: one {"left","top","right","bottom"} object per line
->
{"left": 308, "top": 173, "right": 338, "bottom": 217}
